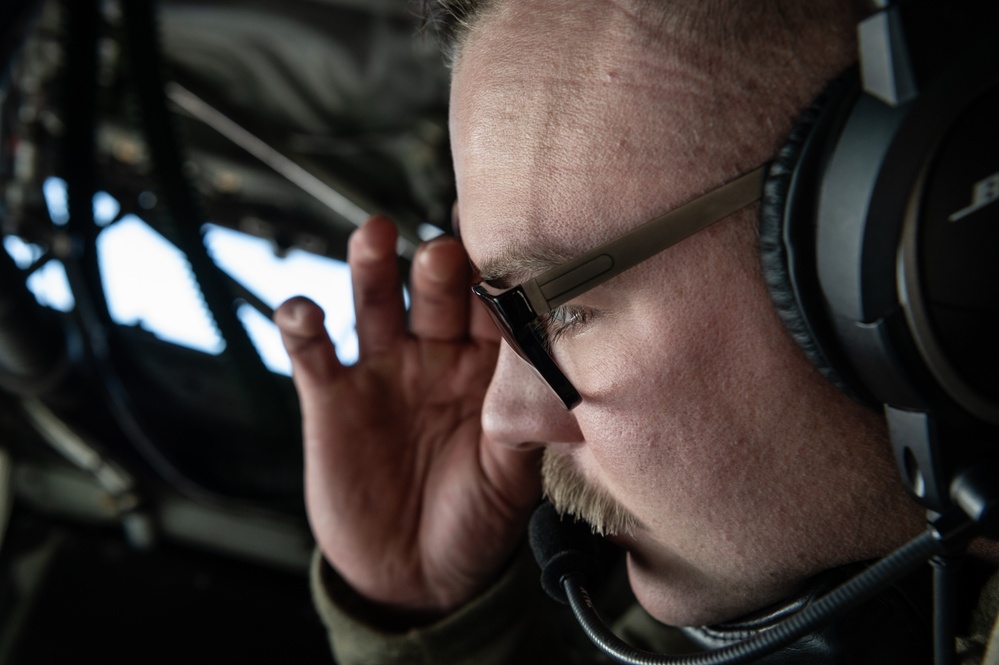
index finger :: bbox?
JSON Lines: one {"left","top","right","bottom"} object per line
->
{"left": 349, "top": 216, "right": 407, "bottom": 358}
{"left": 409, "top": 236, "right": 472, "bottom": 343}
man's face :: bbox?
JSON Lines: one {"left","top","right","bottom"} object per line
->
{"left": 450, "top": 0, "right": 923, "bottom": 625}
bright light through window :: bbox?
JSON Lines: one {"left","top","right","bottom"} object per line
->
{"left": 96, "top": 215, "right": 226, "bottom": 355}
{"left": 204, "top": 224, "right": 358, "bottom": 371}
{"left": 2, "top": 236, "right": 75, "bottom": 312}
{"left": 3, "top": 234, "right": 42, "bottom": 268}
{"left": 93, "top": 191, "right": 121, "bottom": 226}
{"left": 43, "top": 178, "right": 69, "bottom": 225}
{"left": 42, "top": 176, "right": 119, "bottom": 227}
{"left": 20, "top": 177, "right": 361, "bottom": 375}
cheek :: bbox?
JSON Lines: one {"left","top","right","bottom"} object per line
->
{"left": 551, "top": 216, "right": 768, "bottom": 404}
{"left": 560, "top": 297, "right": 795, "bottom": 520}
{"left": 558, "top": 298, "right": 728, "bottom": 405}
{"left": 565, "top": 317, "right": 741, "bottom": 501}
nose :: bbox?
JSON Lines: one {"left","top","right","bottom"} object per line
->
{"left": 482, "top": 342, "right": 584, "bottom": 450}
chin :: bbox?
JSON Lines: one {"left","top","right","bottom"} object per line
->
{"left": 625, "top": 553, "right": 794, "bottom": 628}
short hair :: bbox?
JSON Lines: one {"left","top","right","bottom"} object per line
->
{"left": 418, "top": 0, "right": 875, "bottom": 67}
{"left": 417, "top": 0, "right": 494, "bottom": 65}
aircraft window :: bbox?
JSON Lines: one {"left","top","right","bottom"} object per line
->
{"left": 3, "top": 235, "right": 75, "bottom": 312}
{"left": 204, "top": 223, "right": 360, "bottom": 372}
{"left": 8, "top": 177, "right": 363, "bottom": 374}
{"left": 96, "top": 214, "right": 226, "bottom": 355}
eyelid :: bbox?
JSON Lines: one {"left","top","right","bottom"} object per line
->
{"left": 541, "top": 304, "right": 593, "bottom": 346}
{"left": 550, "top": 304, "right": 585, "bottom": 323}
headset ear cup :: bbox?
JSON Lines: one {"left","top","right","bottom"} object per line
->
{"left": 759, "top": 72, "right": 869, "bottom": 402}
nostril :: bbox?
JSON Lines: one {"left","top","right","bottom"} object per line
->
{"left": 512, "top": 439, "right": 548, "bottom": 452}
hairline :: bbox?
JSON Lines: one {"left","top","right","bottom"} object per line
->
{"left": 422, "top": 0, "right": 878, "bottom": 67}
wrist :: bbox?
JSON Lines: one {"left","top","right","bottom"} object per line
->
{"left": 312, "top": 545, "right": 529, "bottom": 633}
{"left": 314, "top": 554, "right": 460, "bottom": 631}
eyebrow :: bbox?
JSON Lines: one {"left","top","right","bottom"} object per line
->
{"left": 472, "top": 245, "right": 577, "bottom": 289}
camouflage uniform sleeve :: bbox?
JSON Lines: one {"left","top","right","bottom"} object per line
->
{"left": 310, "top": 544, "right": 596, "bottom": 665}
{"left": 310, "top": 541, "right": 699, "bottom": 664}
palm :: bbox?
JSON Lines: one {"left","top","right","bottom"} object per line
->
{"left": 277, "top": 217, "right": 541, "bottom": 617}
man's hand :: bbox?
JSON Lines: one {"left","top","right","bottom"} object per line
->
{"left": 275, "top": 215, "right": 542, "bottom": 620}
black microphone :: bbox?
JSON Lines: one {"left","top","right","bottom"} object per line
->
{"left": 528, "top": 500, "right": 607, "bottom": 603}
{"left": 527, "top": 501, "right": 949, "bottom": 665}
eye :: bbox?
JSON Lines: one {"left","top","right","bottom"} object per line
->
{"left": 535, "top": 305, "right": 591, "bottom": 349}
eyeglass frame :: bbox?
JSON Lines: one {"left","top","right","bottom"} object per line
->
{"left": 469, "top": 165, "right": 767, "bottom": 410}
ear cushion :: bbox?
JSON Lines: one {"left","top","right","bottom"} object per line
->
{"left": 759, "top": 70, "right": 872, "bottom": 403}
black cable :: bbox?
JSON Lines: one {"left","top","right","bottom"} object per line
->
{"left": 117, "top": 0, "right": 291, "bottom": 438}
{"left": 62, "top": 0, "right": 107, "bottom": 328}
{"left": 58, "top": 0, "right": 298, "bottom": 509}
{"left": 61, "top": 0, "right": 206, "bottom": 501}
{"left": 562, "top": 528, "right": 945, "bottom": 665}
{"left": 931, "top": 553, "right": 962, "bottom": 665}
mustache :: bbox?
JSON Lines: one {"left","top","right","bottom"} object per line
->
{"left": 541, "top": 449, "right": 640, "bottom": 537}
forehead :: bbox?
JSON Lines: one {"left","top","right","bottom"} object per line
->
{"left": 449, "top": 0, "right": 719, "bottom": 282}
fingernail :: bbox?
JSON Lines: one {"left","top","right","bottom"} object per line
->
{"left": 418, "top": 242, "right": 453, "bottom": 283}
{"left": 280, "top": 298, "right": 321, "bottom": 329}
{"left": 286, "top": 299, "right": 308, "bottom": 326}
{"left": 350, "top": 239, "right": 379, "bottom": 265}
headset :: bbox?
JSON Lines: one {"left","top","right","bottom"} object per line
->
{"left": 533, "top": 1, "right": 999, "bottom": 663}
{"left": 759, "top": 0, "right": 999, "bottom": 516}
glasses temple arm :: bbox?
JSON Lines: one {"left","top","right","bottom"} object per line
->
{"left": 523, "top": 166, "right": 767, "bottom": 312}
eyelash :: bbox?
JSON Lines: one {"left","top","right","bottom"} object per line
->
{"left": 535, "top": 306, "right": 591, "bottom": 349}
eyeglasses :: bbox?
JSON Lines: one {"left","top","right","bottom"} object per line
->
{"left": 470, "top": 166, "right": 766, "bottom": 410}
